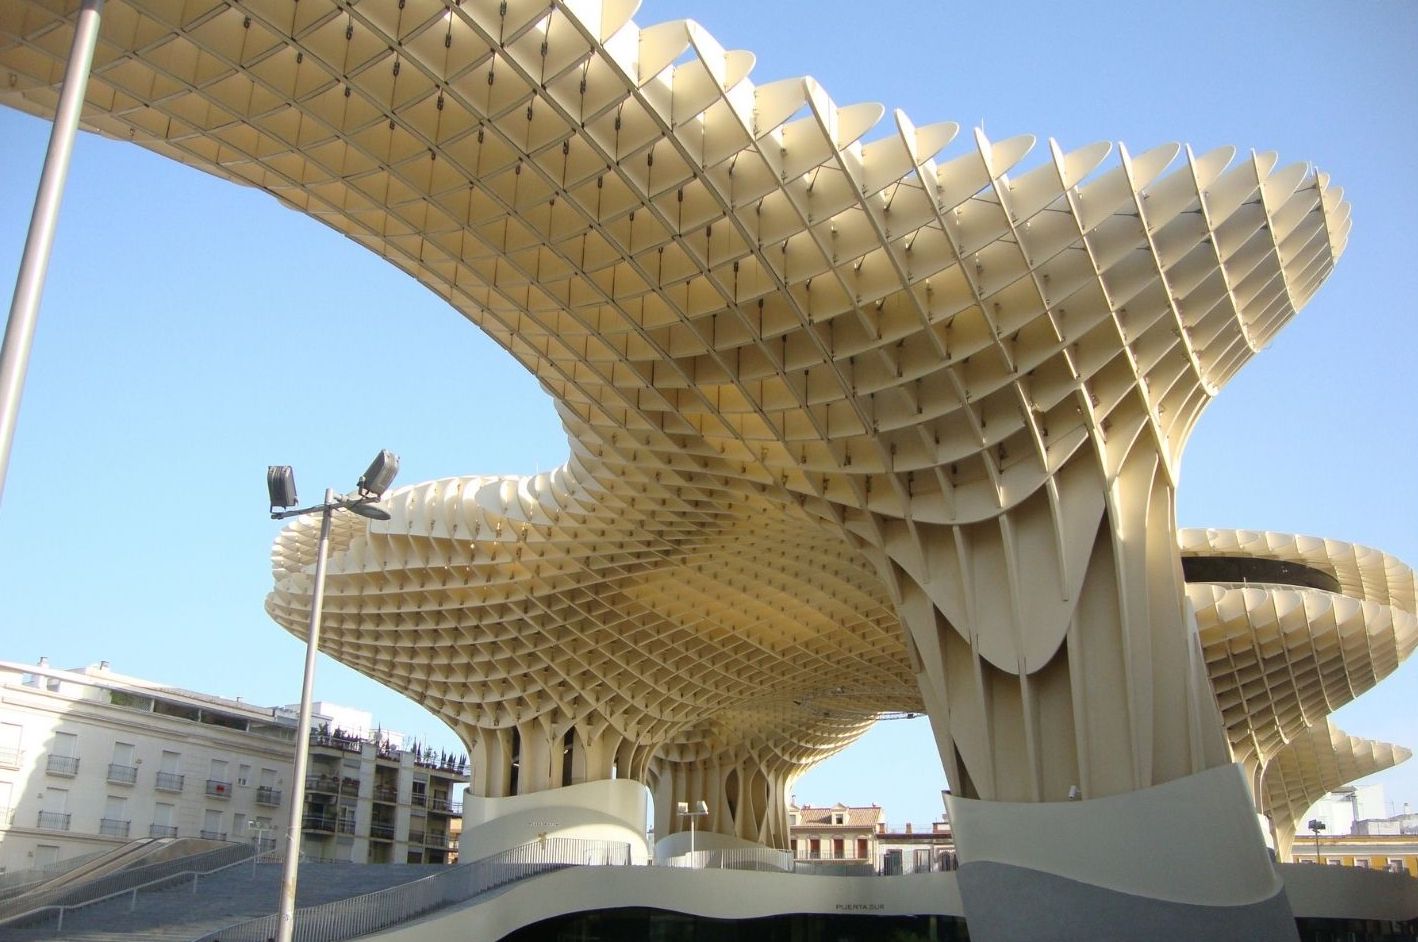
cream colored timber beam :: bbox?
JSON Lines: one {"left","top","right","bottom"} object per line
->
{"left": 0, "top": 0, "right": 1349, "bottom": 806}
{"left": 1259, "top": 720, "right": 1411, "bottom": 860}
{"left": 1180, "top": 528, "right": 1417, "bottom": 809}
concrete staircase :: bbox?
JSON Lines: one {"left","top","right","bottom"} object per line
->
{"left": 1, "top": 862, "right": 443, "bottom": 942}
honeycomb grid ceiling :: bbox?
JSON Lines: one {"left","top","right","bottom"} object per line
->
{"left": 3, "top": 0, "right": 1400, "bottom": 836}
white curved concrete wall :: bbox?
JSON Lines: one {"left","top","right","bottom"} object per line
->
{"left": 461, "top": 779, "right": 651, "bottom": 863}
{"left": 947, "top": 763, "right": 1279, "bottom": 907}
{"left": 372, "top": 867, "right": 962, "bottom": 942}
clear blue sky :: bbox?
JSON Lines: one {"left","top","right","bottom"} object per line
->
{"left": 1, "top": 0, "right": 1414, "bottom": 829}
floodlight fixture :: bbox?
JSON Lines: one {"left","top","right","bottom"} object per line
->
{"left": 357, "top": 449, "right": 400, "bottom": 499}
{"left": 267, "top": 465, "right": 298, "bottom": 510}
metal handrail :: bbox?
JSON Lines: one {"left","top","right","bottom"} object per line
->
{"left": 0, "top": 849, "right": 109, "bottom": 897}
{"left": 193, "top": 837, "right": 631, "bottom": 942}
{"left": 661, "top": 846, "right": 795, "bottom": 872}
{"left": 0, "top": 842, "right": 254, "bottom": 927}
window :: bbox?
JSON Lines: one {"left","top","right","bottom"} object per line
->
{"left": 238, "top": 764, "right": 251, "bottom": 787}
{"left": 833, "top": 837, "right": 844, "bottom": 859}
{"left": 208, "top": 760, "right": 232, "bottom": 799}
{"left": 857, "top": 838, "right": 868, "bottom": 860}
{"left": 832, "top": 811, "right": 846, "bottom": 825}
{"left": 202, "top": 809, "right": 224, "bottom": 840}
{"left": 47, "top": 732, "right": 80, "bottom": 775}
{"left": 156, "top": 751, "right": 184, "bottom": 792}
{"left": 809, "top": 838, "right": 820, "bottom": 859}
{"left": 107, "top": 737, "right": 136, "bottom": 783}
{"left": 101, "top": 795, "right": 130, "bottom": 838}
{"left": 233, "top": 812, "right": 247, "bottom": 836}
{"left": 151, "top": 801, "right": 177, "bottom": 837}
{"left": 0, "top": 722, "right": 20, "bottom": 768}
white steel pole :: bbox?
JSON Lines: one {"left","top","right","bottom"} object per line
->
{"left": 277, "top": 489, "right": 334, "bottom": 942}
{"left": 0, "top": 0, "right": 105, "bottom": 509}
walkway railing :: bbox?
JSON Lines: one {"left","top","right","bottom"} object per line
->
{"left": 193, "top": 837, "right": 631, "bottom": 942}
{"left": 0, "top": 842, "right": 254, "bottom": 928}
{"left": 661, "top": 847, "right": 795, "bottom": 872}
{"left": 0, "top": 849, "right": 109, "bottom": 899}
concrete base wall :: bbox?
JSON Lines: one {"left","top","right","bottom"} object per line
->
{"left": 946, "top": 764, "right": 1299, "bottom": 942}
{"left": 460, "top": 779, "right": 652, "bottom": 863}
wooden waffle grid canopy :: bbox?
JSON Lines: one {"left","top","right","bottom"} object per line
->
{"left": 0, "top": 0, "right": 1388, "bottom": 819}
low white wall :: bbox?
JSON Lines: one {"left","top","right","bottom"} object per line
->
{"left": 1281, "top": 863, "right": 1418, "bottom": 921}
{"left": 373, "top": 867, "right": 962, "bottom": 942}
{"left": 653, "top": 829, "right": 764, "bottom": 861}
{"left": 947, "top": 763, "right": 1282, "bottom": 907}
{"left": 461, "top": 780, "right": 651, "bottom": 863}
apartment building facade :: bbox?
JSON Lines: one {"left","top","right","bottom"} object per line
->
{"left": 0, "top": 659, "right": 298, "bottom": 872}
{"left": 0, "top": 659, "right": 468, "bottom": 872}
{"left": 301, "top": 729, "right": 466, "bottom": 864}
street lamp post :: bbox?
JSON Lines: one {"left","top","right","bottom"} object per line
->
{"left": 676, "top": 800, "right": 709, "bottom": 862}
{"left": 1308, "top": 818, "right": 1327, "bottom": 863}
{"left": 265, "top": 450, "right": 399, "bottom": 942}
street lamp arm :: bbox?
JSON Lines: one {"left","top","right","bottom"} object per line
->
{"left": 270, "top": 494, "right": 387, "bottom": 521}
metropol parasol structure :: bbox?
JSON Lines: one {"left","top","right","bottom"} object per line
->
{"left": 2, "top": 0, "right": 1413, "bottom": 937}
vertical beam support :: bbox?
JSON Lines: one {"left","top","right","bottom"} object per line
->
{"left": 0, "top": 0, "right": 105, "bottom": 509}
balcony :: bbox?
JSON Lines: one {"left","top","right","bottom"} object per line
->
{"left": 255, "top": 786, "right": 281, "bottom": 806}
{"left": 337, "top": 818, "right": 357, "bottom": 835}
{"left": 107, "top": 763, "right": 138, "bottom": 785}
{"left": 369, "top": 822, "right": 395, "bottom": 841}
{"left": 45, "top": 754, "right": 79, "bottom": 777}
{"left": 305, "top": 773, "right": 339, "bottom": 795}
{"left": 149, "top": 824, "right": 178, "bottom": 838}
{"left": 372, "top": 784, "right": 398, "bottom": 804}
{"left": 411, "top": 792, "right": 427, "bottom": 808}
{"left": 302, "top": 814, "right": 336, "bottom": 833}
{"left": 199, "top": 829, "right": 227, "bottom": 841}
{"left": 154, "top": 771, "right": 184, "bottom": 792}
{"left": 427, "top": 796, "right": 461, "bottom": 815}
{"left": 205, "top": 779, "right": 232, "bottom": 799}
{"left": 37, "top": 810, "right": 71, "bottom": 831}
{"left": 425, "top": 832, "right": 450, "bottom": 849}
{"left": 99, "top": 818, "right": 131, "bottom": 838}
{"left": 408, "top": 830, "right": 426, "bottom": 845}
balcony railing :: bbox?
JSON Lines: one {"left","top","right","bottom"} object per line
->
{"left": 107, "top": 763, "right": 138, "bottom": 785}
{"left": 206, "top": 779, "right": 233, "bottom": 799}
{"left": 427, "top": 796, "right": 461, "bottom": 814}
{"left": 302, "top": 815, "right": 336, "bottom": 833}
{"left": 154, "top": 771, "right": 184, "bottom": 792}
{"left": 425, "top": 833, "right": 450, "bottom": 849}
{"left": 255, "top": 786, "right": 281, "bottom": 806}
{"left": 372, "top": 785, "right": 398, "bottom": 803}
{"left": 200, "top": 830, "right": 228, "bottom": 841}
{"left": 337, "top": 818, "right": 357, "bottom": 835}
{"left": 369, "top": 823, "right": 395, "bottom": 841}
{"left": 411, "top": 793, "right": 427, "bottom": 808}
{"left": 149, "top": 824, "right": 178, "bottom": 838}
{"left": 45, "top": 754, "right": 79, "bottom": 776}
{"left": 99, "top": 818, "right": 131, "bottom": 838}
{"left": 408, "top": 830, "right": 426, "bottom": 846}
{"left": 37, "top": 811, "right": 71, "bottom": 831}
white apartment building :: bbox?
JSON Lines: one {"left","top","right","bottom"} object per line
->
{"left": 0, "top": 658, "right": 298, "bottom": 872}
{"left": 0, "top": 659, "right": 470, "bottom": 872}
